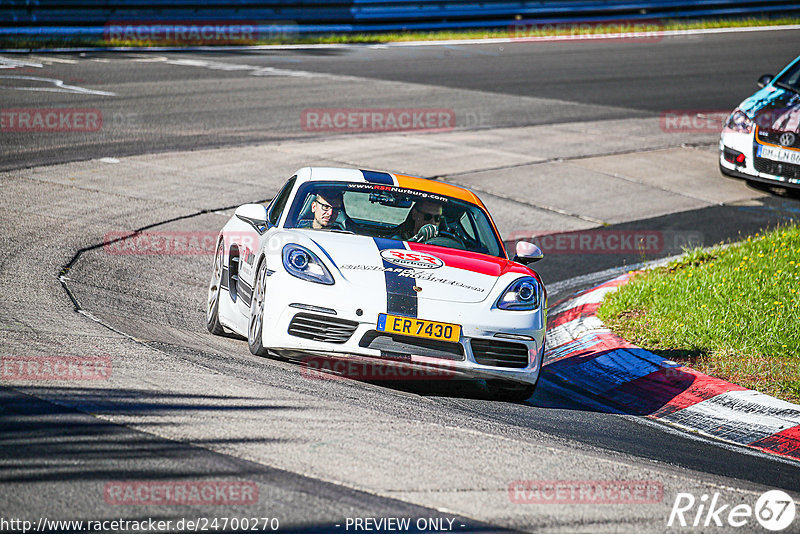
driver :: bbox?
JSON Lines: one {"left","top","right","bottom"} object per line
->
{"left": 396, "top": 200, "right": 442, "bottom": 242}
{"left": 298, "top": 191, "right": 347, "bottom": 230}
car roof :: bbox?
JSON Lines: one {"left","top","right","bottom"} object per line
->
{"left": 294, "top": 167, "right": 486, "bottom": 208}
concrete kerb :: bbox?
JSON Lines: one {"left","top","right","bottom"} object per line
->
{"left": 543, "top": 265, "right": 800, "bottom": 462}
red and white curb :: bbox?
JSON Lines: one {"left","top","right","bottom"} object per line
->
{"left": 543, "top": 273, "right": 800, "bottom": 461}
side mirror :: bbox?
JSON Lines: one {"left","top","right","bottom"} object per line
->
{"left": 757, "top": 74, "right": 774, "bottom": 88}
{"left": 235, "top": 204, "right": 269, "bottom": 234}
{"left": 513, "top": 241, "right": 543, "bottom": 265}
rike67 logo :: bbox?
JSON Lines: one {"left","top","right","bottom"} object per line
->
{"left": 668, "top": 490, "right": 795, "bottom": 531}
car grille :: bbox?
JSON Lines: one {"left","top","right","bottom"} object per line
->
{"left": 756, "top": 129, "right": 800, "bottom": 149}
{"left": 470, "top": 338, "right": 529, "bottom": 368}
{"left": 287, "top": 313, "right": 359, "bottom": 344}
{"left": 754, "top": 157, "right": 800, "bottom": 182}
{"left": 359, "top": 331, "right": 464, "bottom": 361}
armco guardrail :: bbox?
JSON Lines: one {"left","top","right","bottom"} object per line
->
{"left": 1, "top": 0, "right": 799, "bottom": 36}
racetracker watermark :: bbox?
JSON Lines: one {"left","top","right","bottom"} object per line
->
{"left": 1, "top": 356, "right": 111, "bottom": 381}
{"left": 104, "top": 481, "right": 259, "bottom": 506}
{"left": 507, "top": 230, "right": 703, "bottom": 255}
{"left": 509, "top": 19, "right": 664, "bottom": 42}
{"left": 660, "top": 110, "right": 729, "bottom": 133}
{"left": 1, "top": 108, "right": 102, "bottom": 132}
{"left": 301, "top": 108, "right": 456, "bottom": 133}
{"left": 509, "top": 480, "right": 663, "bottom": 504}
{"left": 103, "top": 231, "right": 259, "bottom": 255}
{"left": 300, "top": 357, "right": 457, "bottom": 381}
{"left": 103, "top": 21, "right": 297, "bottom": 45}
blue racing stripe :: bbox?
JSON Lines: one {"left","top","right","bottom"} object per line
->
{"left": 373, "top": 237, "right": 417, "bottom": 318}
{"left": 361, "top": 170, "right": 395, "bottom": 185}
{"left": 309, "top": 237, "right": 338, "bottom": 269}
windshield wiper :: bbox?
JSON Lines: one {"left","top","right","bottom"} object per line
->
{"left": 775, "top": 81, "right": 800, "bottom": 95}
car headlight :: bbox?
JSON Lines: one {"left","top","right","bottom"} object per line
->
{"left": 496, "top": 277, "right": 541, "bottom": 311}
{"left": 282, "top": 244, "right": 334, "bottom": 285}
{"left": 725, "top": 109, "right": 753, "bottom": 133}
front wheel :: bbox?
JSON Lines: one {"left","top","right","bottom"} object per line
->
{"left": 206, "top": 241, "right": 225, "bottom": 335}
{"left": 248, "top": 260, "right": 269, "bottom": 356}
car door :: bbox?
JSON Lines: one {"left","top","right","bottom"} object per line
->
{"left": 234, "top": 175, "right": 297, "bottom": 318}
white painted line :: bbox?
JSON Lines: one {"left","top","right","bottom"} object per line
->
{"left": 0, "top": 56, "right": 43, "bottom": 69}
{"left": 37, "top": 56, "right": 78, "bottom": 64}
{"left": 165, "top": 58, "right": 255, "bottom": 71}
{"left": 0, "top": 75, "right": 116, "bottom": 96}
{"left": 661, "top": 389, "right": 800, "bottom": 445}
{"left": 165, "top": 58, "right": 320, "bottom": 78}
{"left": 249, "top": 66, "right": 316, "bottom": 78}
{"left": 128, "top": 55, "right": 169, "bottom": 63}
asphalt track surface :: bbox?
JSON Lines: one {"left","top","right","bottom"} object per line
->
{"left": 2, "top": 29, "right": 800, "bottom": 171}
{"left": 2, "top": 29, "right": 800, "bottom": 533}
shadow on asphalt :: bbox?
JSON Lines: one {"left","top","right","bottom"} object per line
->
{"left": 0, "top": 385, "right": 507, "bottom": 531}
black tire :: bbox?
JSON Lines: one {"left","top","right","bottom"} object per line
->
{"left": 484, "top": 379, "right": 537, "bottom": 402}
{"left": 248, "top": 260, "right": 268, "bottom": 356}
{"left": 206, "top": 241, "right": 225, "bottom": 335}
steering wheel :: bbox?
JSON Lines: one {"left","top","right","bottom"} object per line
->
{"left": 438, "top": 230, "right": 466, "bottom": 245}
{"left": 426, "top": 230, "right": 467, "bottom": 249}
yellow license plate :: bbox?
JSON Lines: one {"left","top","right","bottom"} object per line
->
{"left": 377, "top": 314, "right": 461, "bottom": 343}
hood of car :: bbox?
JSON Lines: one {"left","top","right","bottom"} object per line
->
{"left": 298, "top": 231, "right": 532, "bottom": 304}
{"left": 740, "top": 86, "right": 800, "bottom": 137}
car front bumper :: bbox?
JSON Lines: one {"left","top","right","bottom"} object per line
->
{"left": 262, "top": 270, "right": 545, "bottom": 386}
{"left": 720, "top": 131, "right": 800, "bottom": 189}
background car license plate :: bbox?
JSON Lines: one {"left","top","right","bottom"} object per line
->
{"left": 758, "top": 144, "right": 800, "bottom": 165}
{"left": 377, "top": 314, "right": 461, "bottom": 342}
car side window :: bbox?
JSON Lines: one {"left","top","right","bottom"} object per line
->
{"left": 268, "top": 176, "right": 296, "bottom": 226}
{"left": 459, "top": 211, "right": 477, "bottom": 241}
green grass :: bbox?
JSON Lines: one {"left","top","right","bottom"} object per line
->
{"left": 2, "top": 16, "right": 799, "bottom": 50}
{"left": 597, "top": 224, "right": 800, "bottom": 403}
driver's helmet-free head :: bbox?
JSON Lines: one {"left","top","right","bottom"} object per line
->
{"left": 309, "top": 189, "right": 345, "bottom": 228}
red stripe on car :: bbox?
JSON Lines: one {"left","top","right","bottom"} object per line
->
{"left": 407, "top": 243, "right": 533, "bottom": 277}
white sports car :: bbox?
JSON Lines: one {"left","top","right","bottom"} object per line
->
{"left": 206, "top": 167, "right": 546, "bottom": 400}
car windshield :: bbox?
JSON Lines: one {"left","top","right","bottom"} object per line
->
{"left": 284, "top": 181, "right": 505, "bottom": 258}
{"left": 774, "top": 59, "right": 800, "bottom": 94}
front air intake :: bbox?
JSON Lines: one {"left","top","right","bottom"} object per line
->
{"left": 470, "top": 338, "right": 529, "bottom": 368}
{"left": 287, "top": 313, "right": 358, "bottom": 344}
